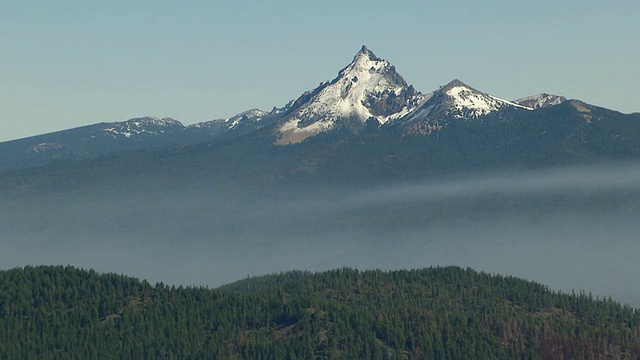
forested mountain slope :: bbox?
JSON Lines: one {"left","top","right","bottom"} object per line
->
{"left": 1, "top": 266, "right": 639, "bottom": 359}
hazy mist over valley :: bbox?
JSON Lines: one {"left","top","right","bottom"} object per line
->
{"left": 2, "top": 162, "right": 639, "bottom": 307}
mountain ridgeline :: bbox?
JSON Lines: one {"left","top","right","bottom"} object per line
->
{"left": 0, "top": 45, "right": 639, "bottom": 186}
{"left": 2, "top": 265, "right": 640, "bottom": 359}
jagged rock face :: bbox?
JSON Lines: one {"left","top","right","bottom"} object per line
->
{"left": 364, "top": 85, "right": 418, "bottom": 118}
{"left": 274, "top": 46, "right": 423, "bottom": 145}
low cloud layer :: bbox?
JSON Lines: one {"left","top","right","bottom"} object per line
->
{"left": 1, "top": 162, "right": 639, "bottom": 306}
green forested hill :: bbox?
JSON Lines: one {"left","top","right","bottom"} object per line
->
{"left": 1, "top": 266, "right": 639, "bottom": 359}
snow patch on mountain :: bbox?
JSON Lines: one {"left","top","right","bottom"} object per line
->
{"left": 29, "top": 142, "right": 64, "bottom": 153}
{"left": 225, "top": 109, "right": 268, "bottom": 129}
{"left": 101, "top": 116, "right": 184, "bottom": 138}
{"left": 129, "top": 116, "right": 183, "bottom": 127}
{"left": 189, "top": 109, "right": 268, "bottom": 131}
{"left": 514, "top": 93, "right": 567, "bottom": 109}
{"left": 188, "top": 120, "right": 225, "bottom": 129}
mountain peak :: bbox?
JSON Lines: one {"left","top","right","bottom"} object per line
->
{"left": 354, "top": 45, "right": 381, "bottom": 62}
{"left": 274, "top": 47, "right": 422, "bottom": 145}
{"left": 442, "top": 79, "right": 466, "bottom": 89}
{"left": 438, "top": 79, "right": 477, "bottom": 94}
{"left": 344, "top": 46, "right": 389, "bottom": 77}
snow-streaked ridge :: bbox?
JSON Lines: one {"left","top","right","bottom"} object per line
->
{"left": 189, "top": 109, "right": 268, "bottom": 130}
{"left": 101, "top": 116, "right": 184, "bottom": 138}
{"left": 127, "top": 116, "right": 184, "bottom": 127}
{"left": 514, "top": 93, "right": 567, "bottom": 109}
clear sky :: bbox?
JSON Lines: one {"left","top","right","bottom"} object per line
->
{"left": 1, "top": 0, "right": 638, "bottom": 142}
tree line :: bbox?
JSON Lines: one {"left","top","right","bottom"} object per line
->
{"left": 1, "top": 265, "right": 639, "bottom": 359}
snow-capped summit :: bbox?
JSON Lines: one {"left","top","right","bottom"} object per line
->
{"left": 513, "top": 93, "right": 567, "bottom": 109}
{"left": 275, "top": 46, "right": 424, "bottom": 145}
{"left": 394, "top": 79, "right": 530, "bottom": 134}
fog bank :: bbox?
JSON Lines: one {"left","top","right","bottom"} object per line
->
{"left": 1, "top": 162, "right": 639, "bottom": 306}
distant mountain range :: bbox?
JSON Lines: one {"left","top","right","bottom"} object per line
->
{"left": 1, "top": 46, "right": 639, "bottom": 188}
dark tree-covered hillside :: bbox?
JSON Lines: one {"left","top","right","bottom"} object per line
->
{"left": 1, "top": 265, "right": 639, "bottom": 359}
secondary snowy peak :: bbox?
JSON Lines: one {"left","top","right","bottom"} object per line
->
{"left": 513, "top": 93, "right": 567, "bottom": 109}
{"left": 275, "top": 46, "right": 423, "bottom": 145}
{"left": 440, "top": 79, "right": 531, "bottom": 116}
{"left": 395, "top": 79, "right": 531, "bottom": 134}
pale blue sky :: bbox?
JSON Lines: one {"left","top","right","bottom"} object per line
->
{"left": 1, "top": 1, "right": 638, "bottom": 142}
